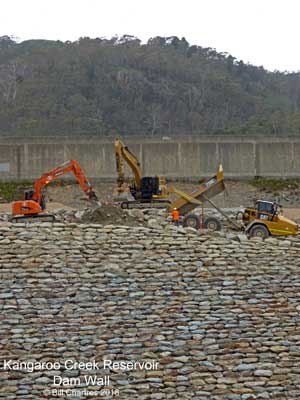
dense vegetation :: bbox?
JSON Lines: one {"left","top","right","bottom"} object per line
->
{"left": 0, "top": 34, "right": 300, "bottom": 136}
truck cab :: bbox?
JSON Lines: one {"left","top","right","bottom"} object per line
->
{"left": 243, "top": 200, "right": 299, "bottom": 238}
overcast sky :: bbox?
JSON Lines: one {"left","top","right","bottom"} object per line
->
{"left": 2, "top": 0, "right": 299, "bottom": 72}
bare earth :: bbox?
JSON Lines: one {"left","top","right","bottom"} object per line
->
{"left": 279, "top": 208, "right": 300, "bottom": 221}
{"left": 2, "top": 180, "right": 300, "bottom": 222}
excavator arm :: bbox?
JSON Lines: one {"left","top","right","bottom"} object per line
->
{"left": 113, "top": 138, "right": 169, "bottom": 205}
{"left": 32, "top": 160, "right": 98, "bottom": 205}
{"left": 115, "top": 138, "right": 142, "bottom": 191}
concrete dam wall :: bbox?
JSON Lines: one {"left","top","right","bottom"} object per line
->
{"left": 0, "top": 135, "right": 299, "bottom": 180}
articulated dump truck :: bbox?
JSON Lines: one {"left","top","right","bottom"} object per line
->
{"left": 168, "top": 165, "right": 300, "bottom": 238}
{"left": 168, "top": 165, "right": 226, "bottom": 230}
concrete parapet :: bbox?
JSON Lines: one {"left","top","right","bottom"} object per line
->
{"left": 0, "top": 135, "right": 299, "bottom": 179}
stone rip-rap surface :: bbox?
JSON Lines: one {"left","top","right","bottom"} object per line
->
{"left": 0, "top": 222, "right": 300, "bottom": 399}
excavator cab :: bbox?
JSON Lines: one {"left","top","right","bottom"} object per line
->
{"left": 24, "top": 189, "right": 46, "bottom": 210}
{"left": 140, "top": 177, "right": 160, "bottom": 200}
{"left": 24, "top": 189, "right": 34, "bottom": 201}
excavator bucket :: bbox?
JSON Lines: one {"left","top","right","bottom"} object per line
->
{"left": 87, "top": 190, "right": 102, "bottom": 208}
{"left": 90, "top": 199, "right": 102, "bottom": 210}
{"left": 113, "top": 183, "right": 135, "bottom": 202}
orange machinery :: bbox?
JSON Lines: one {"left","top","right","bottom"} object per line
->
{"left": 11, "top": 160, "right": 99, "bottom": 222}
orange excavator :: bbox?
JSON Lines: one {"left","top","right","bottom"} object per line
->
{"left": 11, "top": 160, "right": 100, "bottom": 222}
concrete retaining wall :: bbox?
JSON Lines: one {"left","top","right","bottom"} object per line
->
{"left": 0, "top": 136, "right": 299, "bottom": 180}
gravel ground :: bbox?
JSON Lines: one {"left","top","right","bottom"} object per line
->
{"left": 1, "top": 223, "right": 300, "bottom": 398}
{"left": 2, "top": 180, "right": 299, "bottom": 224}
{"left": 44, "top": 179, "right": 300, "bottom": 209}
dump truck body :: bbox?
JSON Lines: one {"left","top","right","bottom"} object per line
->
{"left": 169, "top": 165, "right": 225, "bottom": 215}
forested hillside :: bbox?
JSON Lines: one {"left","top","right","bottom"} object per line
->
{"left": 0, "top": 34, "right": 300, "bottom": 136}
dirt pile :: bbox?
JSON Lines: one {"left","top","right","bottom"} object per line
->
{"left": 80, "top": 204, "right": 143, "bottom": 226}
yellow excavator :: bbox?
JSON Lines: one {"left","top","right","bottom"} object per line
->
{"left": 113, "top": 138, "right": 169, "bottom": 208}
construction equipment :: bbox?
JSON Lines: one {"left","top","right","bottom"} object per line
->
{"left": 241, "top": 200, "right": 300, "bottom": 238}
{"left": 168, "top": 165, "right": 227, "bottom": 230}
{"left": 113, "top": 138, "right": 169, "bottom": 208}
{"left": 167, "top": 164, "right": 300, "bottom": 238}
{"left": 11, "top": 160, "right": 100, "bottom": 222}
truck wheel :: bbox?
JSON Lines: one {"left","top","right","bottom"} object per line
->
{"left": 203, "top": 216, "right": 221, "bottom": 231}
{"left": 248, "top": 224, "right": 269, "bottom": 238}
{"left": 182, "top": 214, "right": 200, "bottom": 229}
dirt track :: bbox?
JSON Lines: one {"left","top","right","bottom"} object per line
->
{"left": 43, "top": 180, "right": 266, "bottom": 208}
{"left": 2, "top": 180, "right": 300, "bottom": 222}
{"left": 41, "top": 179, "right": 300, "bottom": 208}
{"left": 280, "top": 208, "right": 300, "bottom": 221}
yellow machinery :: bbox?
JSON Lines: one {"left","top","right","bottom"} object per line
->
{"left": 113, "top": 138, "right": 169, "bottom": 208}
{"left": 168, "top": 168, "right": 300, "bottom": 238}
{"left": 242, "top": 200, "right": 300, "bottom": 238}
{"left": 168, "top": 165, "right": 228, "bottom": 230}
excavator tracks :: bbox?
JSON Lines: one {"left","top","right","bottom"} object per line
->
{"left": 10, "top": 214, "right": 56, "bottom": 223}
{"left": 120, "top": 200, "right": 171, "bottom": 209}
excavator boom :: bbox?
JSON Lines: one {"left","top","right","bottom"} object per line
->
{"left": 113, "top": 138, "right": 169, "bottom": 206}
{"left": 115, "top": 138, "right": 142, "bottom": 190}
{"left": 32, "top": 160, "right": 98, "bottom": 204}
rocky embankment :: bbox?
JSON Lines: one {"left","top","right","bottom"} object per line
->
{"left": 0, "top": 222, "right": 300, "bottom": 399}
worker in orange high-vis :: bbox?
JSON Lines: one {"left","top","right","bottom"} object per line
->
{"left": 170, "top": 207, "right": 180, "bottom": 226}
